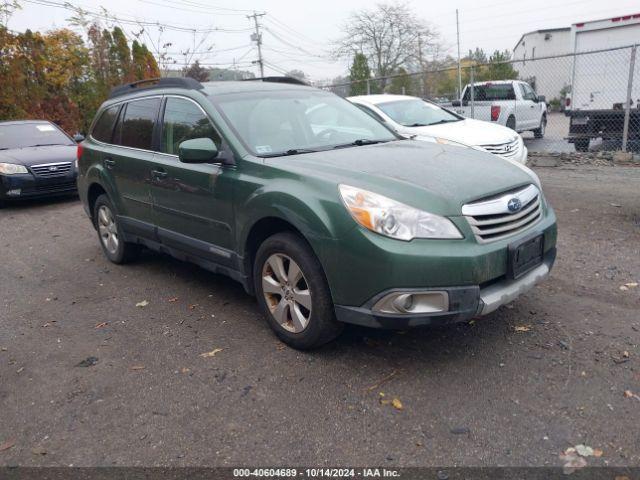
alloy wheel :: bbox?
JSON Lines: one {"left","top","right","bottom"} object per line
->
{"left": 261, "top": 253, "right": 312, "bottom": 333}
{"left": 97, "top": 205, "right": 119, "bottom": 255}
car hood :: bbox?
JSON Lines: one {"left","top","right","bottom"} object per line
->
{"left": 0, "top": 145, "right": 76, "bottom": 167}
{"left": 405, "top": 118, "right": 516, "bottom": 146}
{"left": 264, "top": 140, "right": 534, "bottom": 216}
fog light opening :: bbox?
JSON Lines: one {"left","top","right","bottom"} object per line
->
{"left": 373, "top": 291, "right": 449, "bottom": 315}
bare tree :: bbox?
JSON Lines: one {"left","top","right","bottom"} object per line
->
{"left": 333, "top": 2, "right": 439, "bottom": 85}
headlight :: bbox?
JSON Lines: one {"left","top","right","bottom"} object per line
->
{"left": 339, "top": 184, "right": 463, "bottom": 241}
{"left": 435, "top": 137, "right": 471, "bottom": 149}
{"left": 0, "top": 163, "right": 28, "bottom": 175}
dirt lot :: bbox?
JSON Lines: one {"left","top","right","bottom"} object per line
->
{"left": 1, "top": 164, "right": 639, "bottom": 467}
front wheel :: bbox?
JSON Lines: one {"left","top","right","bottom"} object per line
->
{"left": 253, "top": 232, "right": 343, "bottom": 349}
{"left": 534, "top": 115, "right": 546, "bottom": 138}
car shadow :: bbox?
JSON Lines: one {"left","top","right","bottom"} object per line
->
{"left": 114, "top": 243, "right": 522, "bottom": 365}
{"left": 1, "top": 194, "right": 79, "bottom": 211}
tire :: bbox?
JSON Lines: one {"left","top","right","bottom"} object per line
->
{"left": 93, "top": 194, "right": 140, "bottom": 264}
{"left": 574, "top": 139, "right": 590, "bottom": 152}
{"left": 506, "top": 116, "right": 516, "bottom": 131}
{"left": 533, "top": 115, "right": 546, "bottom": 138}
{"left": 253, "top": 232, "right": 343, "bottom": 349}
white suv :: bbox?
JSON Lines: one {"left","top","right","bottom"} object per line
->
{"left": 349, "top": 94, "right": 528, "bottom": 164}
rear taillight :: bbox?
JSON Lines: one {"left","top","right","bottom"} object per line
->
{"left": 77, "top": 143, "right": 84, "bottom": 161}
{"left": 490, "top": 105, "right": 500, "bottom": 122}
{"left": 565, "top": 97, "right": 571, "bottom": 107}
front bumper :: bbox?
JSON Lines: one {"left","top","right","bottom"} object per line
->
{"left": 335, "top": 248, "right": 555, "bottom": 328}
{"left": 0, "top": 171, "right": 77, "bottom": 200}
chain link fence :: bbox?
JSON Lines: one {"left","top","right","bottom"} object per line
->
{"left": 323, "top": 45, "right": 639, "bottom": 155}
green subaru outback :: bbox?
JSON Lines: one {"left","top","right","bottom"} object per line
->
{"left": 77, "top": 77, "right": 557, "bottom": 349}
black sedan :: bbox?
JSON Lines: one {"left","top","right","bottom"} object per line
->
{"left": 0, "top": 120, "right": 81, "bottom": 205}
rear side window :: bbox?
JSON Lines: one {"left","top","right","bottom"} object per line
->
{"left": 160, "top": 97, "right": 221, "bottom": 155}
{"left": 464, "top": 84, "right": 515, "bottom": 101}
{"left": 91, "top": 105, "right": 120, "bottom": 143}
{"left": 116, "top": 98, "right": 161, "bottom": 150}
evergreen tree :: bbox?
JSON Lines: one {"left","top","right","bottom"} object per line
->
{"left": 349, "top": 52, "right": 370, "bottom": 96}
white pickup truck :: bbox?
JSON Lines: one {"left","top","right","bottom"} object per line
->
{"left": 451, "top": 80, "right": 548, "bottom": 138}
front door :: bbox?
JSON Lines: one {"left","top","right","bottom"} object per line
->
{"left": 149, "top": 96, "right": 235, "bottom": 267}
{"left": 517, "top": 83, "right": 538, "bottom": 130}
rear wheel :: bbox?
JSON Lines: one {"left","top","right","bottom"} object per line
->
{"left": 506, "top": 115, "right": 516, "bottom": 131}
{"left": 533, "top": 114, "right": 546, "bottom": 138}
{"left": 93, "top": 194, "right": 140, "bottom": 264}
{"left": 574, "top": 139, "right": 590, "bottom": 152}
{"left": 253, "top": 232, "right": 343, "bottom": 349}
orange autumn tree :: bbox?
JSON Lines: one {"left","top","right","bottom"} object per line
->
{"left": 0, "top": 24, "right": 160, "bottom": 133}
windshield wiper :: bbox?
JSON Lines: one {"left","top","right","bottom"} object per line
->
{"left": 425, "top": 119, "right": 460, "bottom": 126}
{"left": 333, "top": 139, "right": 388, "bottom": 149}
{"left": 23, "top": 143, "right": 73, "bottom": 148}
{"left": 404, "top": 123, "right": 429, "bottom": 127}
{"left": 261, "top": 148, "right": 320, "bottom": 157}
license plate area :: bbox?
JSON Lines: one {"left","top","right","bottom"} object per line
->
{"left": 508, "top": 234, "right": 544, "bottom": 279}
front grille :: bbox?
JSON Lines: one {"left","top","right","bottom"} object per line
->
{"left": 480, "top": 137, "right": 520, "bottom": 159}
{"left": 462, "top": 184, "right": 542, "bottom": 243}
{"left": 22, "top": 181, "right": 77, "bottom": 195}
{"left": 30, "top": 162, "right": 72, "bottom": 177}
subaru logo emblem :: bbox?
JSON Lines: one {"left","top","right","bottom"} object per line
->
{"left": 507, "top": 197, "right": 522, "bottom": 212}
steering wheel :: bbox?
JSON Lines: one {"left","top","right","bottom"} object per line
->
{"left": 316, "top": 128, "right": 339, "bottom": 141}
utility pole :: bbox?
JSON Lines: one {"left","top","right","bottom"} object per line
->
{"left": 247, "top": 11, "right": 265, "bottom": 78}
{"left": 456, "top": 9, "right": 462, "bottom": 100}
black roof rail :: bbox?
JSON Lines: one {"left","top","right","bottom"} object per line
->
{"left": 242, "top": 76, "right": 309, "bottom": 86}
{"left": 108, "top": 77, "right": 204, "bottom": 99}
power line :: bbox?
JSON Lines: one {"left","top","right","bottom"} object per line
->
{"left": 264, "top": 16, "right": 325, "bottom": 47}
{"left": 20, "top": 0, "right": 252, "bottom": 33}
{"left": 262, "top": 26, "right": 326, "bottom": 59}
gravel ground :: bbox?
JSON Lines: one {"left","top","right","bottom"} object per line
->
{"left": 0, "top": 165, "right": 639, "bottom": 467}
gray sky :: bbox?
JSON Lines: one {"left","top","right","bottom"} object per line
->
{"left": 8, "top": 0, "right": 640, "bottom": 82}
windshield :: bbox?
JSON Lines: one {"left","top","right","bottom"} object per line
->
{"left": 376, "top": 99, "right": 461, "bottom": 127}
{"left": 0, "top": 123, "right": 73, "bottom": 150}
{"left": 214, "top": 90, "right": 397, "bottom": 156}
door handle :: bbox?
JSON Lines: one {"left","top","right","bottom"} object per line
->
{"left": 104, "top": 158, "right": 115, "bottom": 169}
{"left": 151, "top": 169, "right": 168, "bottom": 179}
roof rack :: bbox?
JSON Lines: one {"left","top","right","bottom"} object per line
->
{"left": 242, "top": 76, "right": 309, "bottom": 86}
{"left": 108, "top": 77, "right": 204, "bottom": 99}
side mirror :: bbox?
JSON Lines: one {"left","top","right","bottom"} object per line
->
{"left": 451, "top": 100, "right": 461, "bottom": 107}
{"left": 537, "top": 95, "right": 546, "bottom": 103}
{"left": 73, "top": 133, "right": 85, "bottom": 143}
{"left": 178, "top": 138, "right": 219, "bottom": 164}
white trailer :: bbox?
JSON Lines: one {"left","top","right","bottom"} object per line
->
{"left": 566, "top": 14, "right": 640, "bottom": 151}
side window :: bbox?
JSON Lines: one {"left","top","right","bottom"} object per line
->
{"left": 117, "top": 98, "right": 161, "bottom": 150}
{"left": 521, "top": 84, "right": 536, "bottom": 101}
{"left": 91, "top": 105, "right": 120, "bottom": 143}
{"left": 355, "top": 104, "right": 386, "bottom": 123}
{"left": 161, "top": 97, "right": 222, "bottom": 155}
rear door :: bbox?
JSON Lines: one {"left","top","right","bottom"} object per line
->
{"left": 103, "top": 97, "right": 162, "bottom": 235}
{"left": 149, "top": 95, "right": 236, "bottom": 266}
